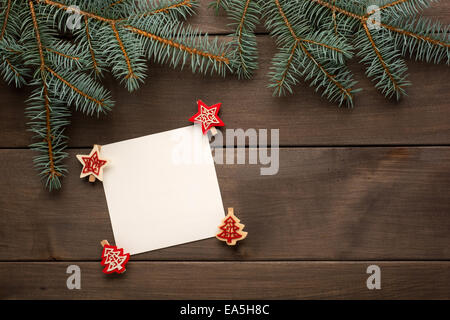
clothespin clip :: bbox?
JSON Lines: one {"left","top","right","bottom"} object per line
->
{"left": 189, "top": 99, "right": 225, "bottom": 136}
{"left": 216, "top": 208, "right": 248, "bottom": 246}
{"left": 100, "top": 240, "right": 110, "bottom": 247}
{"left": 210, "top": 127, "right": 218, "bottom": 136}
{"left": 100, "top": 240, "right": 130, "bottom": 274}
{"left": 76, "top": 144, "right": 108, "bottom": 183}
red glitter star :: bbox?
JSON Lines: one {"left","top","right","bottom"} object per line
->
{"left": 189, "top": 100, "right": 225, "bottom": 134}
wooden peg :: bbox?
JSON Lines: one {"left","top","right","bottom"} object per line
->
{"left": 100, "top": 240, "right": 130, "bottom": 274}
{"left": 216, "top": 207, "right": 248, "bottom": 246}
{"left": 89, "top": 145, "right": 102, "bottom": 183}
{"left": 100, "top": 239, "right": 110, "bottom": 247}
{"left": 76, "top": 144, "right": 108, "bottom": 183}
{"left": 189, "top": 100, "right": 225, "bottom": 135}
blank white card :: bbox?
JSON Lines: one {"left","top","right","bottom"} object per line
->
{"left": 101, "top": 125, "right": 225, "bottom": 255}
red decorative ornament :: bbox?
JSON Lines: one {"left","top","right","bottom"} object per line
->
{"left": 100, "top": 241, "right": 130, "bottom": 274}
{"left": 189, "top": 99, "right": 225, "bottom": 134}
{"left": 216, "top": 208, "right": 248, "bottom": 246}
{"left": 76, "top": 145, "right": 108, "bottom": 181}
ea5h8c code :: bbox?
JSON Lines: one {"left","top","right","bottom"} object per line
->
{"left": 179, "top": 303, "right": 270, "bottom": 318}
{"left": 223, "top": 304, "right": 270, "bottom": 316}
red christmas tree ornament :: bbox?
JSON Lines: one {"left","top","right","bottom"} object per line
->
{"left": 216, "top": 208, "right": 248, "bottom": 246}
{"left": 189, "top": 99, "right": 225, "bottom": 135}
{"left": 76, "top": 144, "right": 108, "bottom": 182}
{"left": 100, "top": 240, "right": 130, "bottom": 274}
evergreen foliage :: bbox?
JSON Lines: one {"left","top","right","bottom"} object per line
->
{"left": 213, "top": 0, "right": 449, "bottom": 105}
{"left": 0, "top": 0, "right": 233, "bottom": 190}
{"left": 0, "top": 0, "right": 449, "bottom": 190}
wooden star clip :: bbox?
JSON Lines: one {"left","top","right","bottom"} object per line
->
{"left": 76, "top": 144, "right": 108, "bottom": 182}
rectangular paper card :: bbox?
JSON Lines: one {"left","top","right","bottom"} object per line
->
{"left": 101, "top": 125, "right": 225, "bottom": 255}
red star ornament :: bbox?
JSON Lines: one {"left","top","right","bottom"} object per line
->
{"left": 216, "top": 208, "right": 248, "bottom": 246}
{"left": 100, "top": 242, "right": 130, "bottom": 274}
{"left": 76, "top": 145, "right": 108, "bottom": 181}
{"left": 189, "top": 100, "right": 225, "bottom": 134}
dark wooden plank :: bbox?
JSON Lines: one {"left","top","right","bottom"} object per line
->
{"left": 1, "top": 35, "right": 449, "bottom": 148}
{"left": 1, "top": 147, "right": 449, "bottom": 261}
{"left": 0, "top": 262, "right": 448, "bottom": 299}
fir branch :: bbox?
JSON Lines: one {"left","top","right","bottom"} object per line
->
{"left": 0, "top": 40, "right": 27, "bottom": 86}
{"left": 379, "top": 20, "right": 450, "bottom": 49}
{"left": 42, "top": 0, "right": 219, "bottom": 90}
{"left": 127, "top": 0, "right": 198, "bottom": 29}
{"left": 331, "top": 0, "right": 337, "bottom": 34}
{"left": 42, "top": 0, "right": 144, "bottom": 90}
{"left": 362, "top": 25, "right": 396, "bottom": 87}
{"left": 274, "top": 0, "right": 344, "bottom": 54}
{"left": 387, "top": 16, "right": 449, "bottom": 64}
{"left": 46, "top": 47, "right": 80, "bottom": 61}
{"left": 370, "top": 0, "right": 411, "bottom": 13}
{"left": 28, "top": 0, "right": 66, "bottom": 187}
{"left": 83, "top": 16, "right": 101, "bottom": 75}
{"left": 40, "top": 82, "right": 60, "bottom": 178}
{"left": 225, "top": 0, "right": 260, "bottom": 78}
{"left": 45, "top": 40, "right": 85, "bottom": 71}
{"left": 43, "top": 0, "right": 117, "bottom": 24}
{"left": 45, "top": 66, "right": 110, "bottom": 114}
{"left": 298, "top": 39, "right": 354, "bottom": 102}
{"left": 274, "top": 0, "right": 297, "bottom": 39}
{"left": 271, "top": 40, "right": 300, "bottom": 95}
{"left": 210, "top": 0, "right": 229, "bottom": 13}
{"left": 107, "top": 0, "right": 125, "bottom": 9}
{"left": 0, "top": 0, "right": 11, "bottom": 40}
{"left": 360, "top": 23, "right": 407, "bottom": 98}
{"left": 124, "top": 24, "right": 230, "bottom": 65}
{"left": 2, "top": 0, "right": 448, "bottom": 191}
{"left": 6, "top": 47, "right": 22, "bottom": 55}
{"left": 308, "top": 0, "right": 362, "bottom": 20}
{"left": 110, "top": 22, "right": 137, "bottom": 80}
{"left": 0, "top": 0, "right": 237, "bottom": 190}
{"left": 142, "top": 0, "right": 194, "bottom": 17}
{"left": 366, "top": 0, "right": 433, "bottom": 18}
{"left": 4, "top": 58, "right": 18, "bottom": 77}
{"left": 307, "top": 0, "right": 448, "bottom": 51}
{"left": 301, "top": 0, "right": 448, "bottom": 98}
{"left": 29, "top": 0, "right": 46, "bottom": 72}
{"left": 27, "top": 85, "right": 70, "bottom": 191}
{"left": 266, "top": 0, "right": 355, "bottom": 105}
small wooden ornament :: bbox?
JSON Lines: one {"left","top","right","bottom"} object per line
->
{"left": 210, "top": 127, "right": 218, "bottom": 136}
{"left": 76, "top": 144, "right": 108, "bottom": 182}
{"left": 189, "top": 99, "right": 225, "bottom": 136}
{"left": 100, "top": 240, "right": 130, "bottom": 274}
{"left": 216, "top": 208, "right": 248, "bottom": 246}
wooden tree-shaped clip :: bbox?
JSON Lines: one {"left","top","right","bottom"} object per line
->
{"left": 100, "top": 240, "right": 130, "bottom": 274}
{"left": 216, "top": 208, "right": 248, "bottom": 246}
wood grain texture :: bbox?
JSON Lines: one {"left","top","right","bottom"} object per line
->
{"left": 1, "top": 148, "right": 449, "bottom": 261}
{"left": 1, "top": 35, "right": 449, "bottom": 147}
{"left": 0, "top": 2, "right": 449, "bottom": 148}
{"left": 0, "top": 262, "right": 448, "bottom": 299}
{"left": 0, "top": 1, "right": 449, "bottom": 300}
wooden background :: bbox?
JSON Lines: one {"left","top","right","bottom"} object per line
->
{"left": 0, "top": 1, "right": 449, "bottom": 299}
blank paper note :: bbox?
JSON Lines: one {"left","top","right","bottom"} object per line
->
{"left": 101, "top": 125, "right": 225, "bottom": 255}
